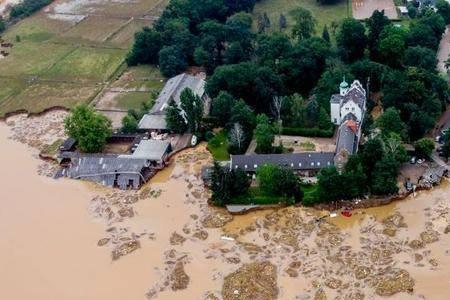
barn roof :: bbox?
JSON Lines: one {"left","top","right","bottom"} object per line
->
{"left": 150, "top": 73, "right": 205, "bottom": 114}
{"left": 119, "top": 139, "right": 170, "bottom": 161}
{"left": 66, "top": 156, "right": 147, "bottom": 180}
{"left": 230, "top": 152, "right": 335, "bottom": 172}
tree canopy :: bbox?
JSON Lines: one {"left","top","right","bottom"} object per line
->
{"left": 64, "top": 105, "right": 112, "bottom": 153}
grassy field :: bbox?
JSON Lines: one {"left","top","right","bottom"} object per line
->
{"left": 42, "top": 46, "right": 126, "bottom": 82}
{"left": 253, "top": 0, "right": 350, "bottom": 37}
{"left": 0, "top": 82, "right": 100, "bottom": 115}
{"left": 0, "top": 42, "right": 76, "bottom": 77}
{"left": 110, "top": 65, "right": 165, "bottom": 90}
{"left": 207, "top": 130, "right": 230, "bottom": 161}
{"left": 0, "top": 0, "right": 165, "bottom": 117}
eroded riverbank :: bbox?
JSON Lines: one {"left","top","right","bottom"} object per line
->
{"left": 1, "top": 112, "right": 450, "bottom": 300}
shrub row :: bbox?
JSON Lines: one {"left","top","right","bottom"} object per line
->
{"left": 281, "top": 126, "right": 334, "bottom": 137}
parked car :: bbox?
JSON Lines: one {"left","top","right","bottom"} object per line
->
{"left": 435, "top": 135, "right": 441, "bottom": 143}
{"left": 410, "top": 156, "right": 417, "bottom": 164}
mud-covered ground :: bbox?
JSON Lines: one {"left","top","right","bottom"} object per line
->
{"left": 3, "top": 111, "right": 450, "bottom": 300}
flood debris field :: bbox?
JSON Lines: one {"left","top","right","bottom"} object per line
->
{"left": 0, "top": 0, "right": 167, "bottom": 117}
{"left": 4, "top": 111, "right": 450, "bottom": 300}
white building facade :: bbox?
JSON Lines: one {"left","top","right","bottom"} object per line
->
{"left": 330, "top": 78, "right": 366, "bottom": 125}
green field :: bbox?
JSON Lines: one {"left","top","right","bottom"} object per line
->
{"left": 0, "top": 0, "right": 165, "bottom": 117}
{"left": 253, "top": 0, "right": 350, "bottom": 37}
{"left": 43, "top": 46, "right": 126, "bottom": 82}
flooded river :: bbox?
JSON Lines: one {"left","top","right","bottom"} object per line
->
{"left": 1, "top": 114, "right": 450, "bottom": 300}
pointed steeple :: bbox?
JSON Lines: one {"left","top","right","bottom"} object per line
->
{"left": 340, "top": 75, "right": 349, "bottom": 96}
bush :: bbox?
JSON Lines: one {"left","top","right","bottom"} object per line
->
{"left": 282, "top": 126, "right": 334, "bottom": 137}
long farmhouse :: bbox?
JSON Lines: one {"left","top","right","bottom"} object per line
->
{"left": 230, "top": 79, "right": 367, "bottom": 175}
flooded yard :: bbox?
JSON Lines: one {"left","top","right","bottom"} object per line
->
{"left": 1, "top": 112, "right": 450, "bottom": 300}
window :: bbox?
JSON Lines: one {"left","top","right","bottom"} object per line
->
{"left": 290, "top": 163, "right": 294, "bottom": 167}
{"left": 317, "top": 162, "right": 320, "bottom": 166}
{"left": 334, "top": 118, "right": 337, "bottom": 123}
{"left": 327, "top": 161, "right": 331, "bottom": 166}
{"left": 311, "top": 162, "right": 314, "bottom": 166}
{"left": 254, "top": 164, "right": 258, "bottom": 168}
{"left": 244, "top": 164, "right": 248, "bottom": 169}
{"left": 352, "top": 107, "right": 355, "bottom": 111}
{"left": 298, "top": 163, "right": 302, "bottom": 167}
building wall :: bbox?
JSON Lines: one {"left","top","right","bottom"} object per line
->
{"left": 340, "top": 101, "right": 362, "bottom": 122}
{"left": 330, "top": 102, "right": 341, "bottom": 125}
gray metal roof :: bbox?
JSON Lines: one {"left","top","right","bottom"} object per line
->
{"left": 230, "top": 152, "right": 335, "bottom": 172}
{"left": 336, "top": 123, "right": 358, "bottom": 155}
{"left": 138, "top": 113, "right": 167, "bottom": 130}
{"left": 138, "top": 73, "right": 205, "bottom": 130}
{"left": 66, "top": 156, "right": 148, "bottom": 180}
{"left": 150, "top": 73, "right": 205, "bottom": 114}
{"left": 119, "top": 139, "right": 170, "bottom": 161}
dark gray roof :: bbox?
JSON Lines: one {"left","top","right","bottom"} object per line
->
{"left": 330, "top": 94, "right": 342, "bottom": 104}
{"left": 60, "top": 138, "right": 76, "bottom": 152}
{"left": 230, "top": 152, "right": 335, "bottom": 172}
{"left": 342, "top": 85, "right": 365, "bottom": 109}
{"left": 342, "top": 112, "right": 358, "bottom": 122}
{"left": 66, "top": 156, "right": 148, "bottom": 180}
{"left": 336, "top": 123, "right": 358, "bottom": 155}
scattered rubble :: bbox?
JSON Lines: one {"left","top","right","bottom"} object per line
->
{"left": 222, "top": 261, "right": 278, "bottom": 300}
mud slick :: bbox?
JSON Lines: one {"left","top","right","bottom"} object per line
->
{"left": 2, "top": 111, "right": 450, "bottom": 300}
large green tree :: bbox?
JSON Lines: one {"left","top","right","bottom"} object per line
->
{"left": 257, "top": 164, "right": 303, "bottom": 203}
{"left": 126, "top": 27, "right": 162, "bottom": 66}
{"left": 336, "top": 18, "right": 368, "bottom": 62}
{"left": 180, "top": 88, "right": 203, "bottom": 133}
{"left": 166, "top": 99, "right": 187, "bottom": 133}
{"left": 289, "top": 7, "right": 316, "bottom": 40}
{"left": 375, "top": 107, "right": 407, "bottom": 139}
{"left": 414, "top": 138, "right": 435, "bottom": 158}
{"left": 64, "top": 105, "right": 112, "bottom": 153}
{"left": 254, "top": 114, "right": 275, "bottom": 154}
{"left": 367, "top": 10, "right": 390, "bottom": 60}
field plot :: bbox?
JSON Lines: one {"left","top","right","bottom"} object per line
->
{"left": 110, "top": 65, "right": 164, "bottom": 90}
{"left": 0, "top": 0, "right": 166, "bottom": 117}
{"left": 59, "top": 16, "right": 130, "bottom": 45}
{"left": 0, "top": 78, "right": 25, "bottom": 106}
{"left": 42, "top": 46, "right": 126, "bottom": 82}
{"left": 0, "top": 42, "right": 75, "bottom": 77}
{"left": 2, "top": 13, "right": 79, "bottom": 43}
{"left": 353, "top": 0, "right": 397, "bottom": 20}
{"left": 108, "top": 18, "right": 154, "bottom": 48}
{"left": 95, "top": 66, "right": 164, "bottom": 113}
{"left": 51, "top": 0, "right": 166, "bottom": 17}
{"left": 0, "top": 82, "right": 100, "bottom": 115}
{"left": 253, "top": 0, "right": 349, "bottom": 35}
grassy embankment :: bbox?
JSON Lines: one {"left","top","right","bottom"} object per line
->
{"left": 0, "top": 0, "right": 166, "bottom": 117}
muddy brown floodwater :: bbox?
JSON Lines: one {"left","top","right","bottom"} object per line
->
{"left": 1, "top": 113, "right": 450, "bottom": 300}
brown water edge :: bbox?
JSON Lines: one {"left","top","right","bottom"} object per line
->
{"left": 0, "top": 121, "right": 238, "bottom": 300}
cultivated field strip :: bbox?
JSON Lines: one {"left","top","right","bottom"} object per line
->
{"left": 0, "top": 0, "right": 168, "bottom": 117}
